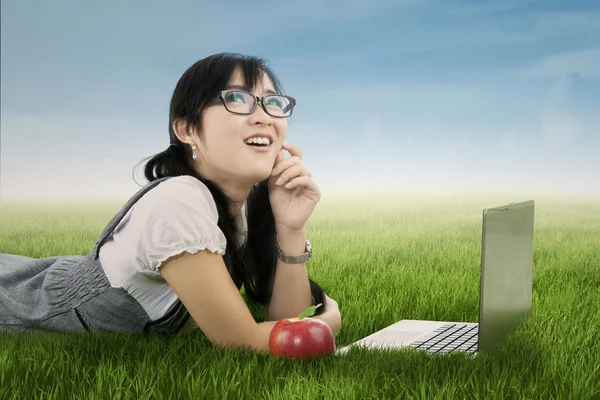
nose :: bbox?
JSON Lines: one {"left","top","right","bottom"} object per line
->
{"left": 249, "top": 99, "right": 273, "bottom": 125}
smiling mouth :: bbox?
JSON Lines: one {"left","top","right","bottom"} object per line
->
{"left": 245, "top": 142, "right": 270, "bottom": 147}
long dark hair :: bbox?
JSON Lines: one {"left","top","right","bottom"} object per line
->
{"left": 133, "top": 53, "right": 326, "bottom": 316}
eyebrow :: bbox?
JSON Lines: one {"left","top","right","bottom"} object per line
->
{"left": 224, "top": 84, "right": 278, "bottom": 95}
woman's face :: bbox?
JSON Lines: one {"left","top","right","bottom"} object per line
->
{"left": 194, "top": 67, "right": 288, "bottom": 186}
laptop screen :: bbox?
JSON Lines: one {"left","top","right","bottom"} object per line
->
{"left": 478, "top": 200, "right": 535, "bottom": 351}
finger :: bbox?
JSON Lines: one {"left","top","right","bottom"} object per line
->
{"left": 273, "top": 148, "right": 285, "bottom": 167}
{"left": 284, "top": 175, "right": 316, "bottom": 190}
{"left": 275, "top": 163, "right": 309, "bottom": 185}
{"left": 324, "top": 293, "right": 336, "bottom": 304}
{"left": 324, "top": 294, "right": 339, "bottom": 310}
{"left": 281, "top": 141, "right": 302, "bottom": 161}
{"left": 271, "top": 155, "right": 302, "bottom": 176}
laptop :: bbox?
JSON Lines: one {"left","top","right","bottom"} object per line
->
{"left": 335, "top": 200, "right": 535, "bottom": 357}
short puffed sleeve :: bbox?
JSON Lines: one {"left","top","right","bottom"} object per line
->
{"left": 129, "top": 176, "right": 227, "bottom": 273}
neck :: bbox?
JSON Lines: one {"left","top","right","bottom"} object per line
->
{"left": 194, "top": 166, "right": 257, "bottom": 217}
{"left": 228, "top": 196, "right": 248, "bottom": 217}
{"left": 215, "top": 177, "right": 253, "bottom": 218}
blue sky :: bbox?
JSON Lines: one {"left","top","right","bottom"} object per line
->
{"left": 2, "top": 0, "right": 599, "bottom": 200}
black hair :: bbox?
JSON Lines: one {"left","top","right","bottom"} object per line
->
{"left": 133, "top": 52, "right": 326, "bottom": 317}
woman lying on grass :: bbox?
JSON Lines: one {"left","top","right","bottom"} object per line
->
{"left": 0, "top": 52, "right": 342, "bottom": 353}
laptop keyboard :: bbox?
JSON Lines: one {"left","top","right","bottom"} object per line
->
{"left": 407, "top": 323, "right": 478, "bottom": 354}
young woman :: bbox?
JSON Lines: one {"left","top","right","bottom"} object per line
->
{"left": 0, "top": 52, "right": 342, "bottom": 353}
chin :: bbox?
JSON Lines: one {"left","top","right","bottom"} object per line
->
{"left": 247, "top": 172, "right": 271, "bottom": 186}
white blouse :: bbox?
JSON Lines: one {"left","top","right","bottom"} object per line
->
{"left": 98, "top": 175, "right": 248, "bottom": 333}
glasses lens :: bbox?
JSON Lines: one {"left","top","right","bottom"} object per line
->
{"left": 263, "top": 95, "right": 293, "bottom": 117}
{"left": 222, "top": 91, "right": 294, "bottom": 117}
{"left": 223, "top": 91, "right": 256, "bottom": 113}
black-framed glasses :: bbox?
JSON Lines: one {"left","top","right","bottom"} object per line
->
{"left": 212, "top": 90, "right": 296, "bottom": 118}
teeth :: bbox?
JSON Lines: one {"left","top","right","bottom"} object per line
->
{"left": 244, "top": 137, "right": 270, "bottom": 145}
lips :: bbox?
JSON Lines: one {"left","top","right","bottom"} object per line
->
{"left": 245, "top": 142, "right": 272, "bottom": 152}
{"left": 243, "top": 132, "right": 274, "bottom": 145}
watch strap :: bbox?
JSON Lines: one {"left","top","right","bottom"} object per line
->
{"left": 275, "top": 238, "right": 312, "bottom": 264}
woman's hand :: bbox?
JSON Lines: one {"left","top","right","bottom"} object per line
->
{"left": 322, "top": 293, "right": 342, "bottom": 335}
{"left": 323, "top": 293, "right": 339, "bottom": 313}
{"left": 269, "top": 142, "right": 321, "bottom": 232}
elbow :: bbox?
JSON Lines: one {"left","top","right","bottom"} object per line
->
{"left": 212, "top": 335, "right": 266, "bottom": 354}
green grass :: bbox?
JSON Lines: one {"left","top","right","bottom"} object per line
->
{"left": 1, "top": 192, "right": 599, "bottom": 399}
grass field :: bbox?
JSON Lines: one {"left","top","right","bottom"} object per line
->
{"left": 1, "top": 192, "right": 599, "bottom": 399}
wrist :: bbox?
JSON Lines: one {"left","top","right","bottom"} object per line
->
{"left": 275, "top": 226, "right": 306, "bottom": 256}
{"left": 275, "top": 224, "right": 306, "bottom": 238}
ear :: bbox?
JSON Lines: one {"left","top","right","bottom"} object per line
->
{"left": 172, "top": 118, "right": 193, "bottom": 144}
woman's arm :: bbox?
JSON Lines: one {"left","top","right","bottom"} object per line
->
{"left": 160, "top": 249, "right": 341, "bottom": 353}
{"left": 253, "top": 293, "right": 342, "bottom": 353}
{"left": 262, "top": 292, "right": 342, "bottom": 335}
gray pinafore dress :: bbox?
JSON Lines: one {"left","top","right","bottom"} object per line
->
{"left": 0, "top": 176, "right": 193, "bottom": 336}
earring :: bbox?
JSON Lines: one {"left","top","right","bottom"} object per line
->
{"left": 192, "top": 145, "right": 197, "bottom": 160}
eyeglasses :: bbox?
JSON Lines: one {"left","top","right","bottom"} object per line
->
{"left": 212, "top": 89, "right": 296, "bottom": 118}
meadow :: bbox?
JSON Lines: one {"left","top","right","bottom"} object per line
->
{"left": 1, "top": 191, "right": 599, "bottom": 399}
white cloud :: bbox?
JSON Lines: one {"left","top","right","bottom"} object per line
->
{"left": 362, "top": 114, "right": 385, "bottom": 142}
{"left": 539, "top": 107, "right": 585, "bottom": 149}
{"left": 497, "top": 128, "right": 538, "bottom": 158}
{"left": 3, "top": 73, "right": 599, "bottom": 201}
{"left": 263, "top": 0, "right": 421, "bottom": 21}
{"left": 306, "top": 8, "right": 600, "bottom": 59}
{"left": 439, "top": 0, "right": 530, "bottom": 18}
{"left": 1, "top": 112, "right": 167, "bottom": 200}
{"left": 301, "top": 89, "right": 600, "bottom": 196}
{"left": 530, "top": 10, "right": 600, "bottom": 36}
{"left": 522, "top": 48, "right": 600, "bottom": 82}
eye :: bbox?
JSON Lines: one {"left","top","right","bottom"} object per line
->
{"left": 225, "top": 91, "right": 248, "bottom": 103}
{"left": 265, "top": 96, "right": 283, "bottom": 108}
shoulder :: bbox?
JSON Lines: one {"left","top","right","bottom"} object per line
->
{"left": 135, "top": 175, "right": 218, "bottom": 222}
{"left": 126, "top": 176, "right": 227, "bottom": 272}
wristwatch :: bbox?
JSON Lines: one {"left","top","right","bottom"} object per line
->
{"left": 275, "top": 237, "right": 312, "bottom": 264}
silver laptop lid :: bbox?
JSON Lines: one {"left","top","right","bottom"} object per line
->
{"left": 478, "top": 200, "right": 535, "bottom": 351}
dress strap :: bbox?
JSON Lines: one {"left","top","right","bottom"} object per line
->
{"left": 92, "top": 176, "right": 172, "bottom": 259}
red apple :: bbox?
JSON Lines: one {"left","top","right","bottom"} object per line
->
{"left": 268, "top": 303, "right": 336, "bottom": 359}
